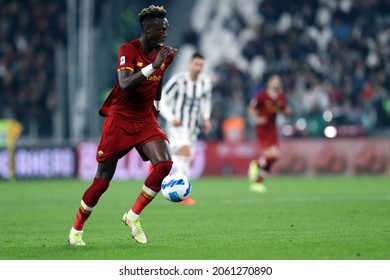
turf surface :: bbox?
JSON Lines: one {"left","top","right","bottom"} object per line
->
{"left": 0, "top": 176, "right": 389, "bottom": 260}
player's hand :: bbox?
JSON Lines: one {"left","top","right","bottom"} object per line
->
{"left": 152, "top": 46, "right": 177, "bottom": 69}
{"left": 171, "top": 119, "right": 182, "bottom": 126}
{"left": 202, "top": 119, "right": 211, "bottom": 135}
{"left": 283, "top": 106, "right": 293, "bottom": 116}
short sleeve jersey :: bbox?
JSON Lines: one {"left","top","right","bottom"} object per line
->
{"left": 250, "top": 91, "right": 287, "bottom": 128}
{"left": 99, "top": 39, "right": 174, "bottom": 121}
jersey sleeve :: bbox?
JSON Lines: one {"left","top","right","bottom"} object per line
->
{"left": 201, "top": 77, "right": 213, "bottom": 120}
{"left": 159, "top": 74, "right": 179, "bottom": 122}
{"left": 117, "top": 43, "right": 135, "bottom": 72}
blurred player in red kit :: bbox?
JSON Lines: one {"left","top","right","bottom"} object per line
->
{"left": 247, "top": 74, "right": 292, "bottom": 193}
{"left": 68, "top": 5, "right": 176, "bottom": 245}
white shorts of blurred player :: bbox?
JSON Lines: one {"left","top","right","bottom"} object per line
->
{"left": 166, "top": 125, "right": 199, "bottom": 176}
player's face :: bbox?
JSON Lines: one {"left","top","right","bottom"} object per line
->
{"left": 189, "top": 57, "right": 204, "bottom": 78}
{"left": 147, "top": 18, "right": 169, "bottom": 48}
{"left": 268, "top": 76, "right": 282, "bottom": 92}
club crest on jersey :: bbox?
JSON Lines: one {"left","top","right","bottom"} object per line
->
{"left": 120, "top": 56, "right": 125, "bottom": 66}
{"left": 137, "top": 62, "right": 143, "bottom": 67}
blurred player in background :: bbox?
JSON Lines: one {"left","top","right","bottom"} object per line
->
{"left": 247, "top": 74, "right": 292, "bottom": 193}
{"left": 68, "top": 5, "right": 176, "bottom": 246}
{"left": 159, "top": 52, "right": 212, "bottom": 205}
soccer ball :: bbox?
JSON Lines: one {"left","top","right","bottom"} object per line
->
{"left": 161, "top": 173, "right": 191, "bottom": 202}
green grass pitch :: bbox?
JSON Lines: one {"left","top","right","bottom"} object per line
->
{"left": 0, "top": 176, "right": 389, "bottom": 260}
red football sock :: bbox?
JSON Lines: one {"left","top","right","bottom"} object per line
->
{"left": 131, "top": 160, "right": 172, "bottom": 215}
{"left": 255, "top": 156, "right": 277, "bottom": 183}
{"left": 256, "top": 176, "right": 264, "bottom": 183}
{"left": 72, "top": 177, "right": 110, "bottom": 230}
{"left": 264, "top": 157, "right": 277, "bottom": 172}
{"left": 131, "top": 190, "right": 153, "bottom": 216}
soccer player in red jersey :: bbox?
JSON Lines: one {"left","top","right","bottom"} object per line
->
{"left": 68, "top": 5, "right": 177, "bottom": 245}
{"left": 247, "top": 74, "right": 292, "bottom": 193}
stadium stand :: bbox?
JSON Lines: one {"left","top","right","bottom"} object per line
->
{"left": 180, "top": 0, "right": 390, "bottom": 139}
{"left": 0, "top": 0, "right": 67, "bottom": 138}
{"left": 1, "top": 0, "right": 390, "bottom": 142}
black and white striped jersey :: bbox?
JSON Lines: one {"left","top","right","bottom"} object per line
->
{"left": 160, "top": 71, "right": 212, "bottom": 133}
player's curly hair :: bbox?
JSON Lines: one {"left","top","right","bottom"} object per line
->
{"left": 138, "top": 5, "right": 167, "bottom": 27}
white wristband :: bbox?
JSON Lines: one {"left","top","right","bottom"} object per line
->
{"left": 154, "top": 100, "right": 160, "bottom": 110}
{"left": 141, "top": 64, "right": 156, "bottom": 77}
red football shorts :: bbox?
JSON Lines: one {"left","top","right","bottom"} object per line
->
{"left": 96, "top": 116, "right": 168, "bottom": 162}
{"left": 256, "top": 125, "right": 279, "bottom": 150}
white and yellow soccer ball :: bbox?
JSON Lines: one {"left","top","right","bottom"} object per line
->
{"left": 161, "top": 173, "right": 191, "bottom": 202}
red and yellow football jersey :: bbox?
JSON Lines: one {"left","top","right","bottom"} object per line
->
{"left": 250, "top": 91, "right": 287, "bottom": 128}
{"left": 99, "top": 39, "right": 174, "bottom": 121}
{"left": 250, "top": 90, "right": 287, "bottom": 148}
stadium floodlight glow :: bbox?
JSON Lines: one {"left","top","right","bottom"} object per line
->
{"left": 295, "top": 118, "right": 307, "bottom": 131}
{"left": 324, "top": 126, "right": 337, "bottom": 138}
{"left": 323, "top": 110, "right": 333, "bottom": 122}
{"left": 281, "top": 124, "right": 293, "bottom": 136}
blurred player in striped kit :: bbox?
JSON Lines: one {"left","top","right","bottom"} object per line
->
{"left": 159, "top": 52, "right": 213, "bottom": 205}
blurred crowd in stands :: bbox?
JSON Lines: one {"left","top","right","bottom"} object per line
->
{"left": 0, "top": 0, "right": 67, "bottom": 138}
{"left": 183, "top": 0, "right": 390, "bottom": 140}
{"left": 1, "top": 0, "right": 390, "bottom": 141}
